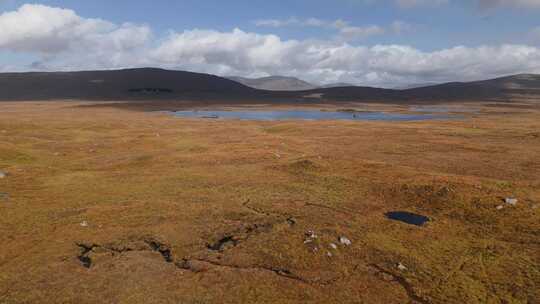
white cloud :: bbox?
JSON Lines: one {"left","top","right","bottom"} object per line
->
{"left": 254, "top": 17, "right": 346, "bottom": 29}
{"left": 0, "top": 4, "right": 151, "bottom": 54}
{"left": 338, "top": 25, "right": 385, "bottom": 40}
{"left": 255, "top": 17, "right": 392, "bottom": 41}
{"left": 1, "top": 4, "right": 540, "bottom": 88}
{"left": 150, "top": 28, "right": 540, "bottom": 87}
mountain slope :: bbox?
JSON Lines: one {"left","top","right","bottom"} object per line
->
{"left": 0, "top": 68, "right": 261, "bottom": 101}
{"left": 0, "top": 68, "right": 539, "bottom": 103}
{"left": 312, "top": 74, "right": 540, "bottom": 102}
{"left": 227, "top": 76, "right": 317, "bottom": 91}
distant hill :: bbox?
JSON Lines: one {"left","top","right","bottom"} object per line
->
{"left": 311, "top": 74, "right": 540, "bottom": 102}
{"left": 0, "top": 68, "right": 539, "bottom": 103}
{"left": 320, "top": 83, "right": 356, "bottom": 89}
{"left": 393, "top": 82, "right": 439, "bottom": 90}
{"left": 0, "top": 68, "right": 262, "bottom": 101}
{"left": 227, "top": 76, "right": 317, "bottom": 91}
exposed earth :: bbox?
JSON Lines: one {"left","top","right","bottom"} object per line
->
{"left": 0, "top": 100, "right": 539, "bottom": 303}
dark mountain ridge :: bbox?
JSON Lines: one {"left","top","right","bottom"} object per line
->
{"left": 0, "top": 68, "right": 539, "bottom": 103}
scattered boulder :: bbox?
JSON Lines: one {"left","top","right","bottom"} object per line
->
{"left": 496, "top": 205, "right": 504, "bottom": 210}
{"left": 0, "top": 171, "right": 7, "bottom": 179}
{"left": 339, "top": 236, "right": 352, "bottom": 246}
{"left": 505, "top": 198, "right": 518, "bottom": 206}
{"left": 305, "top": 230, "right": 318, "bottom": 239}
{"left": 397, "top": 263, "right": 407, "bottom": 271}
{"left": 304, "top": 230, "right": 320, "bottom": 253}
{"left": 329, "top": 243, "right": 338, "bottom": 250}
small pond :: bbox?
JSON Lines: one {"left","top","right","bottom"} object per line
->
{"left": 169, "top": 110, "right": 450, "bottom": 121}
{"left": 385, "top": 211, "right": 430, "bottom": 226}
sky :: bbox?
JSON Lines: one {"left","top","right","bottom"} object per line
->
{"left": 0, "top": 0, "right": 540, "bottom": 87}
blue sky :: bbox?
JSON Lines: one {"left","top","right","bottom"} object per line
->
{"left": 1, "top": 0, "right": 540, "bottom": 87}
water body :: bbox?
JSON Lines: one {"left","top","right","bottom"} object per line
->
{"left": 385, "top": 211, "right": 430, "bottom": 226}
{"left": 410, "top": 106, "right": 478, "bottom": 113}
{"left": 170, "top": 110, "right": 449, "bottom": 121}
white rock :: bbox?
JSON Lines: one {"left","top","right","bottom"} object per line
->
{"left": 0, "top": 171, "right": 7, "bottom": 179}
{"left": 327, "top": 251, "right": 333, "bottom": 257}
{"left": 306, "top": 230, "right": 318, "bottom": 239}
{"left": 80, "top": 221, "right": 89, "bottom": 227}
{"left": 339, "top": 236, "right": 352, "bottom": 246}
{"left": 505, "top": 198, "right": 518, "bottom": 205}
{"left": 397, "top": 263, "right": 407, "bottom": 271}
{"left": 329, "top": 243, "right": 338, "bottom": 250}
{"left": 496, "top": 205, "right": 504, "bottom": 210}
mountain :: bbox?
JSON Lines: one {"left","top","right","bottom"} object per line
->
{"left": 320, "top": 83, "right": 356, "bottom": 88}
{"left": 0, "top": 68, "right": 539, "bottom": 103}
{"left": 0, "top": 68, "right": 262, "bottom": 101}
{"left": 227, "top": 76, "right": 317, "bottom": 91}
{"left": 311, "top": 74, "right": 540, "bottom": 102}
{"left": 393, "top": 82, "right": 440, "bottom": 90}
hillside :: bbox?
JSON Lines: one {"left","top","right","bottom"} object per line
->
{"left": 227, "top": 76, "right": 318, "bottom": 91}
{"left": 0, "top": 68, "right": 539, "bottom": 103}
{"left": 0, "top": 68, "right": 262, "bottom": 101}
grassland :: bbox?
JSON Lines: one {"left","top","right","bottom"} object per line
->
{"left": 0, "top": 101, "right": 539, "bottom": 304}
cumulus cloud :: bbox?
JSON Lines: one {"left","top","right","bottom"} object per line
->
{"left": 255, "top": 17, "right": 406, "bottom": 41}
{"left": 1, "top": 4, "right": 540, "bottom": 87}
{"left": 0, "top": 4, "right": 151, "bottom": 54}
{"left": 151, "top": 28, "right": 540, "bottom": 87}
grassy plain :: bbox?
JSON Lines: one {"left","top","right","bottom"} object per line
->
{"left": 0, "top": 101, "right": 539, "bottom": 303}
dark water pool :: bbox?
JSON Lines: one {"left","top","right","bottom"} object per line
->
{"left": 385, "top": 211, "right": 430, "bottom": 226}
{"left": 170, "top": 110, "right": 449, "bottom": 121}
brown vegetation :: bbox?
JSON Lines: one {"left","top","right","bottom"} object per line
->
{"left": 0, "top": 101, "right": 539, "bottom": 303}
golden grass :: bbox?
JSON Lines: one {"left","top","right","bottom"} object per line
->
{"left": 0, "top": 101, "right": 539, "bottom": 303}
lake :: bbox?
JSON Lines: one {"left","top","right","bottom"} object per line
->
{"left": 170, "top": 110, "right": 451, "bottom": 121}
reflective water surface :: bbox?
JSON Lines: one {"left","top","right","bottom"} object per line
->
{"left": 170, "top": 110, "right": 451, "bottom": 121}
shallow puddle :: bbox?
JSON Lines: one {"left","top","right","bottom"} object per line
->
{"left": 385, "top": 211, "right": 430, "bottom": 226}
{"left": 169, "top": 110, "right": 451, "bottom": 121}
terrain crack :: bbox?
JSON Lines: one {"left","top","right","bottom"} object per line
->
{"left": 176, "top": 258, "right": 340, "bottom": 285}
{"left": 369, "top": 264, "right": 431, "bottom": 304}
{"left": 75, "top": 237, "right": 173, "bottom": 268}
{"left": 242, "top": 199, "right": 273, "bottom": 217}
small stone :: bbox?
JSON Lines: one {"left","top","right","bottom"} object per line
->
{"left": 397, "top": 263, "right": 407, "bottom": 271}
{"left": 305, "top": 230, "right": 318, "bottom": 239}
{"left": 339, "top": 236, "right": 352, "bottom": 246}
{"left": 505, "top": 198, "right": 518, "bottom": 206}
{"left": 327, "top": 251, "right": 333, "bottom": 257}
{"left": 496, "top": 205, "right": 504, "bottom": 210}
{"left": 0, "top": 171, "right": 7, "bottom": 179}
{"left": 80, "top": 221, "right": 89, "bottom": 227}
{"left": 329, "top": 243, "right": 338, "bottom": 250}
